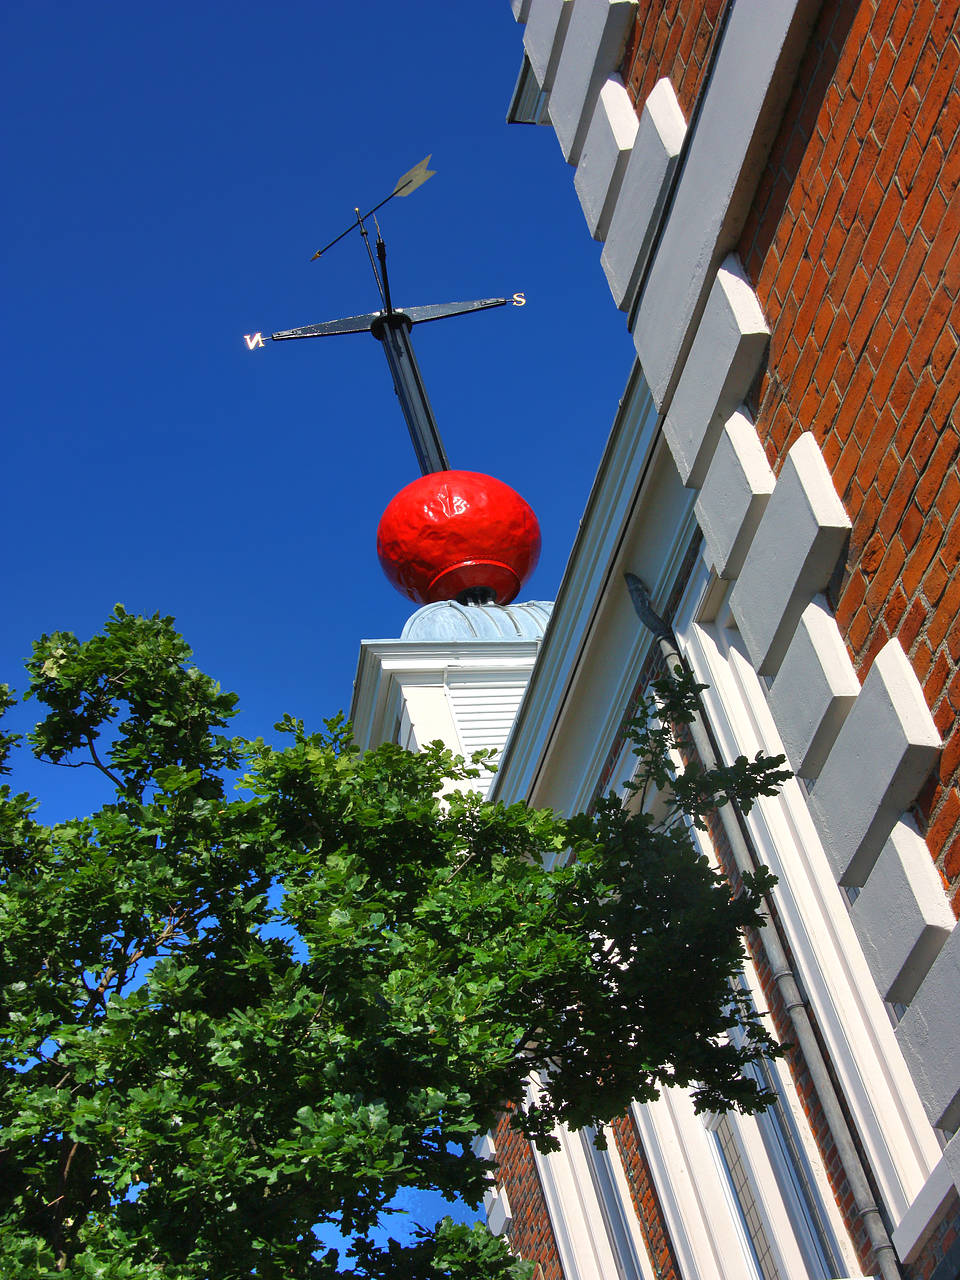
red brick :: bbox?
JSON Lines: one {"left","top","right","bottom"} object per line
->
{"left": 927, "top": 785, "right": 960, "bottom": 852}
{"left": 900, "top": 595, "right": 930, "bottom": 651}
{"left": 903, "top": 511, "right": 945, "bottom": 596}
{"left": 931, "top": 324, "right": 958, "bottom": 382}
{"left": 915, "top": 427, "right": 960, "bottom": 509}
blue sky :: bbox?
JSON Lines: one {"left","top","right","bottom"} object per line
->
{"left": 2, "top": 0, "right": 634, "bottom": 1258}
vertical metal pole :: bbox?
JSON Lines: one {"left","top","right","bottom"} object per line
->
{"left": 372, "top": 314, "right": 451, "bottom": 475}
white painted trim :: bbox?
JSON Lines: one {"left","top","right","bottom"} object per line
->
{"left": 694, "top": 407, "right": 775, "bottom": 580}
{"left": 523, "top": 0, "right": 574, "bottom": 93}
{"left": 631, "top": 0, "right": 823, "bottom": 409}
{"left": 548, "top": 0, "right": 637, "bottom": 165}
{"left": 524, "top": 1084, "right": 632, "bottom": 1279}
{"left": 729, "top": 431, "right": 851, "bottom": 677}
{"left": 601, "top": 78, "right": 686, "bottom": 312}
{"left": 574, "top": 76, "right": 639, "bottom": 241}
{"left": 891, "top": 1145, "right": 957, "bottom": 1263}
{"left": 663, "top": 257, "right": 770, "bottom": 489}
{"left": 673, "top": 556, "right": 944, "bottom": 1222}
{"left": 808, "top": 639, "right": 941, "bottom": 888}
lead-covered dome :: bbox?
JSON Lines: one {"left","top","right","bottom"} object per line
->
{"left": 400, "top": 599, "right": 553, "bottom": 642}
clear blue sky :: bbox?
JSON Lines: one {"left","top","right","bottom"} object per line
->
{"left": 1, "top": 0, "right": 634, "bottom": 1256}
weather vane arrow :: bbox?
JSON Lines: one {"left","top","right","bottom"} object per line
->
{"left": 244, "top": 156, "right": 525, "bottom": 477}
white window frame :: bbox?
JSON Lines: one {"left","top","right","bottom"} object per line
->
{"left": 670, "top": 549, "right": 943, "bottom": 1223}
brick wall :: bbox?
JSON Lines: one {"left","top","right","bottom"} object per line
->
{"left": 620, "top": 0, "right": 730, "bottom": 120}
{"left": 492, "top": 1107, "right": 565, "bottom": 1279}
{"left": 610, "top": 1112, "right": 682, "bottom": 1280}
{"left": 736, "top": 0, "right": 960, "bottom": 910}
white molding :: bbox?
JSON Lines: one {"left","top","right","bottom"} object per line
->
{"left": 549, "top": 0, "right": 636, "bottom": 165}
{"left": 663, "top": 257, "right": 770, "bottom": 487}
{"left": 766, "top": 596, "right": 860, "bottom": 779}
{"left": 631, "top": 0, "right": 823, "bottom": 409}
{"left": 729, "top": 431, "right": 851, "bottom": 677}
{"left": 694, "top": 407, "right": 775, "bottom": 579}
{"left": 850, "top": 820, "right": 955, "bottom": 1006}
{"left": 896, "top": 924, "right": 960, "bottom": 1132}
{"left": 523, "top": 1086, "right": 630, "bottom": 1279}
{"left": 523, "top": 0, "right": 574, "bottom": 93}
{"left": 601, "top": 78, "right": 686, "bottom": 312}
{"left": 808, "top": 639, "right": 941, "bottom": 887}
{"left": 674, "top": 559, "right": 944, "bottom": 1222}
{"left": 574, "top": 76, "right": 638, "bottom": 241}
{"left": 491, "top": 365, "right": 663, "bottom": 809}
{"left": 631, "top": 1090, "right": 756, "bottom": 1280}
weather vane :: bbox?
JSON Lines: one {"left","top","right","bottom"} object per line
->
{"left": 244, "top": 156, "right": 525, "bottom": 476}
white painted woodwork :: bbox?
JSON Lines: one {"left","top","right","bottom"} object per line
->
{"left": 694, "top": 407, "right": 775, "bottom": 579}
{"left": 548, "top": 0, "right": 637, "bottom": 165}
{"left": 897, "top": 925, "right": 960, "bottom": 1133}
{"left": 663, "top": 257, "right": 770, "bottom": 488}
{"left": 631, "top": 0, "right": 823, "bottom": 409}
{"left": 600, "top": 78, "right": 686, "bottom": 312}
{"left": 766, "top": 596, "right": 860, "bottom": 779}
{"left": 574, "top": 76, "right": 638, "bottom": 240}
{"left": 808, "top": 639, "right": 941, "bottom": 887}
{"left": 729, "top": 432, "right": 851, "bottom": 677}
{"left": 850, "top": 820, "right": 955, "bottom": 1006}
{"left": 523, "top": 0, "right": 573, "bottom": 93}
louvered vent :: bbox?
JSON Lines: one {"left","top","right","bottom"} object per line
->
{"left": 446, "top": 673, "right": 530, "bottom": 795}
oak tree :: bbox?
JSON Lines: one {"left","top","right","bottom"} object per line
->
{"left": 0, "top": 608, "right": 787, "bottom": 1278}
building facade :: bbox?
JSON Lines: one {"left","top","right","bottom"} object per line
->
{"left": 352, "top": 2, "right": 960, "bottom": 1276}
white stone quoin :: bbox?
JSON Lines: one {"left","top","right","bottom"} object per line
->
{"left": 850, "top": 821, "right": 955, "bottom": 1006}
{"left": 663, "top": 257, "right": 770, "bottom": 488}
{"left": 694, "top": 408, "right": 775, "bottom": 579}
{"left": 766, "top": 597, "right": 860, "bottom": 779}
{"left": 808, "top": 639, "right": 941, "bottom": 887}
{"left": 896, "top": 924, "right": 960, "bottom": 1134}
{"left": 548, "top": 0, "right": 637, "bottom": 166}
{"left": 600, "top": 77, "right": 686, "bottom": 312}
{"left": 523, "top": 0, "right": 573, "bottom": 94}
{"left": 574, "top": 77, "right": 638, "bottom": 240}
{"left": 729, "top": 432, "right": 850, "bottom": 677}
{"left": 631, "top": 0, "right": 826, "bottom": 408}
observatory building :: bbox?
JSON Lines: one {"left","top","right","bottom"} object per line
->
{"left": 351, "top": 3, "right": 960, "bottom": 1279}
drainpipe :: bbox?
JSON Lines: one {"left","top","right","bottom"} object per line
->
{"left": 626, "top": 573, "right": 904, "bottom": 1280}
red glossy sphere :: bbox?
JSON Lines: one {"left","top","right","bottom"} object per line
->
{"left": 377, "top": 470, "right": 541, "bottom": 605}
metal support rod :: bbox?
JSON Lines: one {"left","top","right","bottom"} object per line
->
{"left": 651, "top": 630, "right": 904, "bottom": 1280}
{"left": 371, "top": 313, "right": 450, "bottom": 475}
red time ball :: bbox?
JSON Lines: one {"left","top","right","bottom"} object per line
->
{"left": 377, "top": 470, "right": 541, "bottom": 605}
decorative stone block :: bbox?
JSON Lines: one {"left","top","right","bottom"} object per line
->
{"left": 601, "top": 78, "right": 685, "bottom": 312}
{"left": 471, "top": 1133, "right": 496, "bottom": 1161}
{"left": 896, "top": 924, "right": 960, "bottom": 1133}
{"left": 663, "top": 257, "right": 770, "bottom": 488}
{"left": 766, "top": 597, "right": 859, "bottom": 778}
{"left": 574, "top": 77, "right": 638, "bottom": 241}
{"left": 729, "top": 433, "right": 850, "bottom": 677}
{"left": 630, "top": 0, "right": 824, "bottom": 408}
{"left": 483, "top": 1185, "right": 514, "bottom": 1237}
{"left": 549, "top": 0, "right": 636, "bottom": 165}
{"left": 892, "top": 1146, "right": 957, "bottom": 1262}
{"left": 524, "top": 0, "right": 573, "bottom": 93}
{"left": 808, "top": 640, "right": 941, "bottom": 887}
{"left": 694, "top": 408, "right": 774, "bottom": 580}
{"left": 850, "top": 821, "right": 954, "bottom": 1006}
